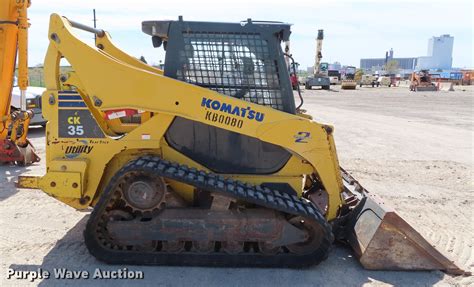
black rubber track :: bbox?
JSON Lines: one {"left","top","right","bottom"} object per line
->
{"left": 84, "top": 155, "right": 333, "bottom": 267}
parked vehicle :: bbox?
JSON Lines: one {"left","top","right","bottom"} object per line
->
{"left": 304, "top": 30, "right": 330, "bottom": 90}
{"left": 11, "top": 78, "right": 46, "bottom": 126}
{"left": 359, "top": 75, "right": 379, "bottom": 87}
{"left": 341, "top": 66, "right": 357, "bottom": 89}
{"left": 328, "top": 70, "right": 340, "bottom": 85}
{"left": 378, "top": 76, "right": 393, "bottom": 87}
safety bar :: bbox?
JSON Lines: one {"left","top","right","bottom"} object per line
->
{"left": 66, "top": 18, "right": 105, "bottom": 38}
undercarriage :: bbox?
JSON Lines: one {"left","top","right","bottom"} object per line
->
{"left": 85, "top": 156, "right": 333, "bottom": 266}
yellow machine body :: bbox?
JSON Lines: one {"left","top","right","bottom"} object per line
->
{"left": 22, "top": 14, "right": 342, "bottom": 218}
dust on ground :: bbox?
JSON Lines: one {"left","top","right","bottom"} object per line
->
{"left": 1, "top": 85, "right": 473, "bottom": 286}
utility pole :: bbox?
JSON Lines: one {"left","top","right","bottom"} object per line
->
{"left": 93, "top": 9, "right": 97, "bottom": 41}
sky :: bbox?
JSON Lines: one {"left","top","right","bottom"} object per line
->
{"left": 26, "top": 0, "right": 473, "bottom": 69}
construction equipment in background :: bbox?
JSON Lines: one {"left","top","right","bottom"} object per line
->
{"left": 305, "top": 30, "right": 330, "bottom": 90}
{"left": 328, "top": 70, "right": 340, "bottom": 85}
{"left": 341, "top": 66, "right": 357, "bottom": 90}
{"left": 359, "top": 74, "right": 380, "bottom": 87}
{"left": 460, "top": 69, "right": 473, "bottom": 85}
{"left": 410, "top": 70, "right": 438, "bottom": 91}
{"left": 290, "top": 73, "right": 299, "bottom": 90}
{"left": 288, "top": 58, "right": 300, "bottom": 90}
{"left": 449, "top": 71, "right": 463, "bottom": 86}
{"left": 378, "top": 75, "right": 393, "bottom": 87}
{"left": 18, "top": 14, "right": 466, "bottom": 275}
{"left": 10, "top": 82, "right": 46, "bottom": 126}
{"left": 0, "top": 0, "right": 39, "bottom": 165}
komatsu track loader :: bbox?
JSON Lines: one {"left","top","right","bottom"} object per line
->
{"left": 18, "top": 14, "right": 466, "bottom": 274}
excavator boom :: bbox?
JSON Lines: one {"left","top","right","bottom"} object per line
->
{"left": 0, "top": 0, "right": 18, "bottom": 120}
{"left": 0, "top": 0, "right": 39, "bottom": 165}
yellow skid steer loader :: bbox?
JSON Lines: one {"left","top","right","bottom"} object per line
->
{"left": 18, "top": 14, "right": 465, "bottom": 273}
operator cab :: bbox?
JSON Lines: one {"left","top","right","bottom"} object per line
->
{"left": 142, "top": 17, "right": 295, "bottom": 113}
{"left": 143, "top": 17, "right": 294, "bottom": 175}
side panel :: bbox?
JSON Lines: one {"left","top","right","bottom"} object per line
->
{"left": 166, "top": 117, "right": 291, "bottom": 174}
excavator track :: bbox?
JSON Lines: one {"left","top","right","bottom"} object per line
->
{"left": 84, "top": 155, "right": 333, "bottom": 267}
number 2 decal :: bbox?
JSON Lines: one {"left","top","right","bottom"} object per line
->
{"left": 294, "top": 132, "right": 311, "bottom": 143}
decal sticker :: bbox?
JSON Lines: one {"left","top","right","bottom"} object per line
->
{"left": 204, "top": 111, "right": 243, "bottom": 128}
{"left": 104, "top": 109, "right": 138, "bottom": 120}
{"left": 294, "top": 132, "right": 311, "bottom": 143}
{"left": 107, "top": 110, "right": 127, "bottom": 120}
{"left": 200, "top": 97, "right": 265, "bottom": 128}
{"left": 59, "top": 110, "right": 105, "bottom": 138}
{"left": 58, "top": 91, "right": 105, "bottom": 138}
{"left": 64, "top": 140, "right": 94, "bottom": 159}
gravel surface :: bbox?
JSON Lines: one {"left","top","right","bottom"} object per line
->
{"left": 1, "top": 85, "right": 473, "bottom": 286}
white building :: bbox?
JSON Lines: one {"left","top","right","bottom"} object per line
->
{"left": 417, "top": 34, "right": 454, "bottom": 70}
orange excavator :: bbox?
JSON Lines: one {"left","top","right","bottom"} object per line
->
{"left": 0, "top": 0, "right": 39, "bottom": 164}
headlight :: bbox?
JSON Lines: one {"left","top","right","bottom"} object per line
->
{"left": 26, "top": 98, "right": 36, "bottom": 109}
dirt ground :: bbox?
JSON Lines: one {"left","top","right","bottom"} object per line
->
{"left": 1, "top": 85, "right": 473, "bottom": 286}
